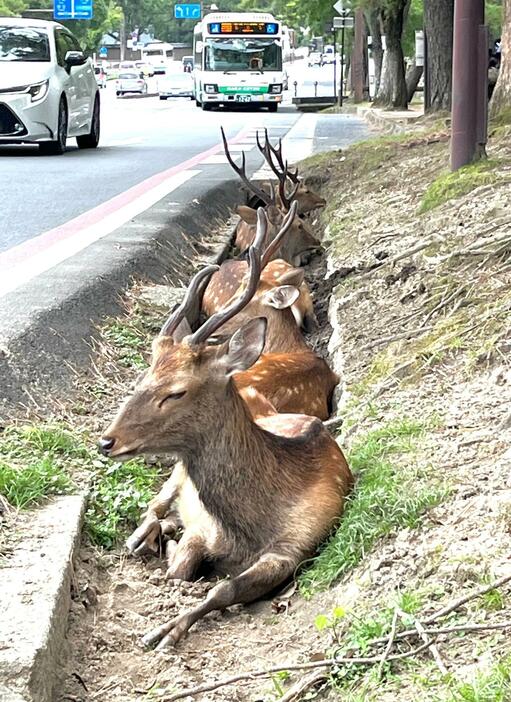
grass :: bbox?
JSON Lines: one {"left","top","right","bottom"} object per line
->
{"left": 0, "top": 424, "right": 84, "bottom": 508}
{"left": 448, "top": 656, "right": 511, "bottom": 702}
{"left": 0, "top": 422, "right": 164, "bottom": 549}
{"left": 298, "top": 418, "right": 445, "bottom": 595}
{"left": 419, "top": 160, "right": 500, "bottom": 214}
{"left": 102, "top": 318, "right": 149, "bottom": 370}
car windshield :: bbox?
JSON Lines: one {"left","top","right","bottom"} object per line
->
{"left": 0, "top": 26, "right": 50, "bottom": 62}
{"left": 165, "top": 74, "right": 190, "bottom": 83}
{"left": 120, "top": 72, "right": 138, "bottom": 79}
{"left": 205, "top": 38, "right": 281, "bottom": 72}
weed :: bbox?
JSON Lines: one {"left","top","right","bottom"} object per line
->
{"left": 419, "top": 160, "right": 501, "bottom": 214}
{"left": 299, "top": 418, "right": 445, "bottom": 594}
{"left": 85, "top": 458, "right": 164, "bottom": 548}
{"left": 0, "top": 424, "right": 83, "bottom": 508}
{"left": 102, "top": 319, "right": 148, "bottom": 369}
{"left": 449, "top": 655, "right": 511, "bottom": 702}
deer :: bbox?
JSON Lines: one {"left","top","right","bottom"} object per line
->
{"left": 99, "top": 225, "right": 353, "bottom": 650}
{"left": 202, "top": 201, "right": 317, "bottom": 332}
{"left": 221, "top": 127, "right": 321, "bottom": 267}
{"left": 255, "top": 128, "right": 326, "bottom": 215}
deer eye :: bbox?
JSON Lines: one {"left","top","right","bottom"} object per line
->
{"left": 159, "top": 391, "right": 186, "bottom": 407}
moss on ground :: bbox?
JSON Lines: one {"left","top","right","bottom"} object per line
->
{"left": 419, "top": 159, "right": 501, "bottom": 213}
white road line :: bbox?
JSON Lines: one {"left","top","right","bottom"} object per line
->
{"left": 0, "top": 170, "right": 200, "bottom": 299}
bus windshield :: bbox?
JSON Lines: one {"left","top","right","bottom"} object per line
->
{"left": 205, "top": 37, "right": 281, "bottom": 72}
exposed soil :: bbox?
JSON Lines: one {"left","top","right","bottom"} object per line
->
{"left": 53, "top": 123, "right": 511, "bottom": 702}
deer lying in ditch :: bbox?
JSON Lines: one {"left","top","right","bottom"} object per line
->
{"left": 99, "top": 224, "right": 352, "bottom": 649}
{"left": 203, "top": 201, "right": 317, "bottom": 332}
{"left": 221, "top": 127, "right": 321, "bottom": 266}
{"left": 255, "top": 128, "right": 327, "bottom": 215}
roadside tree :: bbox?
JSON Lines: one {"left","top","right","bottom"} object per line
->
{"left": 423, "top": 0, "right": 454, "bottom": 112}
{"left": 490, "top": 0, "right": 510, "bottom": 118}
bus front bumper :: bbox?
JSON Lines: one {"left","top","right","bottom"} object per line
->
{"left": 202, "top": 93, "right": 282, "bottom": 104}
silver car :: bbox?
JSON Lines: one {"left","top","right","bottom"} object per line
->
{"left": 0, "top": 18, "right": 100, "bottom": 154}
{"left": 116, "top": 72, "right": 148, "bottom": 96}
{"left": 158, "top": 72, "right": 193, "bottom": 100}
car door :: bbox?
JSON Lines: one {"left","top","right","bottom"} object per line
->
{"left": 61, "top": 30, "right": 92, "bottom": 134}
{"left": 54, "top": 28, "right": 79, "bottom": 133}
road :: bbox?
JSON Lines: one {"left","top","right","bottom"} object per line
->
{"left": 0, "top": 58, "right": 367, "bottom": 302}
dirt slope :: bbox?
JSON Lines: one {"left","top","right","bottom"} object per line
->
{"left": 56, "top": 123, "right": 511, "bottom": 702}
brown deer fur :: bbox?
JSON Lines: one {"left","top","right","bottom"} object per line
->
{"left": 101, "top": 320, "right": 352, "bottom": 649}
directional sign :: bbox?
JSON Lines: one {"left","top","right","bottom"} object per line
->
{"left": 174, "top": 3, "right": 201, "bottom": 20}
{"left": 54, "top": 0, "right": 93, "bottom": 20}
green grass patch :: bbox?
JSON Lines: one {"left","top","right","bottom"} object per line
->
{"left": 0, "top": 424, "right": 85, "bottom": 508}
{"left": 449, "top": 655, "right": 511, "bottom": 702}
{"left": 0, "top": 422, "right": 163, "bottom": 549}
{"left": 102, "top": 318, "right": 149, "bottom": 369}
{"left": 85, "top": 458, "right": 163, "bottom": 549}
{"left": 419, "top": 160, "right": 500, "bottom": 214}
{"left": 299, "top": 418, "right": 445, "bottom": 595}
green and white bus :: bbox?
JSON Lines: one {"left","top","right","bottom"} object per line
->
{"left": 192, "top": 12, "right": 284, "bottom": 111}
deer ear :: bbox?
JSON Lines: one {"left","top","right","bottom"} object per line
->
{"left": 276, "top": 268, "right": 305, "bottom": 287}
{"left": 222, "top": 318, "right": 267, "bottom": 376}
{"left": 262, "top": 285, "right": 300, "bottom": 310}
{"left": 236, "top": 206, "right": 258, "bottom": 225}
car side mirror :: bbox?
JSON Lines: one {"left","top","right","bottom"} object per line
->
{"left": 65, "top": 50, "right": 86, "bottom": 67}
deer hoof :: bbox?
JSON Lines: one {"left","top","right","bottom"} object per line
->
{"left": 125, "top": 517, "right": 161, "bottom": 555}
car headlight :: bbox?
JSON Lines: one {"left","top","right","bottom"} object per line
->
{"left": 204, "top": 83, "right": 218, "bottom": 94}
{"left": 28, "top": 80, "right": 49, "bottom": 102}
{"left": 269, "top": 84, "right": 282, "bottom": 94}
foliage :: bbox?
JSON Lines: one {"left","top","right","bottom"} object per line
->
{"left": 419, "top": 160, "right": 500, "bottom": 213}
{"left": 0, "top": 425, "right": 81, "bottom": 508}
{"left": 450, "top": 656, "right": 511, "bottom": 702}
{"left": 298, "top": 418, "right": 445, "bottom": 595}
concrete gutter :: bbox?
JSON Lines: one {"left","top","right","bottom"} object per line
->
{"left": 0, "top": 178, "right": 241, "bottom": 417}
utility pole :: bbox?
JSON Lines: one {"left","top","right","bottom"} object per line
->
{"left": 450, "top": 0, "right": 487, "bottom": 170}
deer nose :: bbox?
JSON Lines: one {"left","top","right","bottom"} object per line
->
{"left": 99, "top": 437, "right": 115, "bottom": 455}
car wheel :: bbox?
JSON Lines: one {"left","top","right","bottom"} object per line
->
{"left": 268, "top": 103, "right": 278, "bottom": 112}
{"left": 201, "top": 102, "right": 212, "bottom": 111}
{"left": 76, "top": 94, "right": 100, "bottom": 149}
{"left": 39, "top": 98, "right": 67, "bottom": 155}
{"left": 159, "top": 96, "right": 167, "bottom": 100}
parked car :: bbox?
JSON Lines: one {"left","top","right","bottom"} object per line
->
{"left": 158, "top": 72, "right": 193, "bottom": 99}
{"left": 322, "top": 45, "right": 336, "bottom": 64}
{"left": 135, "top": 60, "right": 154, "bottom": 77}
{"left": 181, "top": 55, "right": 193, "bottom": 73}
{"left": 308, "top": 51, "right": 323, "bottom": 67}
{"left": 116, "top": 71, "right": 148, "bottom": 96}
{"left": 0, "top": 18, "right": 100, "bottom": 154}
{"left": 94, "top": 64, "right": 107, "bottom": 88}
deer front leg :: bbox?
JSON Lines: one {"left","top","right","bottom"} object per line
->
{"left": 126, "top": 463, "right": 185, "bottom": 556}
{"left": 165, "top": 528, "right": 207, "bottom": 582}
{"left": 142, "top": 551, "right": 293, "bottom": 650}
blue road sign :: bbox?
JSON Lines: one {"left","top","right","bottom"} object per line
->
{"left": 99, "top": 46, "right": 108, "bottom": 58}
{"left": 174, "top": 3, "right": 201, "bottom": 20}
{"left": 54, "top": 0, "right": 93, "bottom": 21}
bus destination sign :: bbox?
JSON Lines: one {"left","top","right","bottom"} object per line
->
{"left": 208, "top": 21, "right": 279, "bottom": 35}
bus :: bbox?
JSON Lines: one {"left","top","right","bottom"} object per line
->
{"left": 141, "top": 42, "right": 173, "bottom": 74}
{"left": 192, "top": 12, "right": 284, "bottom": 111}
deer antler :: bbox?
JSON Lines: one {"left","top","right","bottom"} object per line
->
{"left": 278, "top": 177, "right": 300, "bottom": 213}
{"left": 261, "top": 200, "right": 298, "bottom": 268}
{"left": 256, "top": 129, "right": 285, "bottom": 182}
{"left": 160, "top": 265, "right": 219, "bottom": 338}
{"left": 190, "top": 209, "right": 267, "bottom": 345}
{"left": 221, "top": 127, "right": 274, "bottom": 207}
{"left": 268, "top": 133, "right": 299, "bottom": 184}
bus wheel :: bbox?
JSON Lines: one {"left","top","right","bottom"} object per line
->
{"left": 202, "top": 102, "right": 212, "bottom": 111}
{"left": 268, "top": 103, "right": 278, "bottom": 112}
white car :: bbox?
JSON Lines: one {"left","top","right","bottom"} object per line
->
{"left": 158, "top": 72, "right": 193, "bottom": 100}
{"left": 116, "top": 72, "right": 148, "bottom": 96}
{"left": 0, "top": 18, "right": 100, "bottom": 154}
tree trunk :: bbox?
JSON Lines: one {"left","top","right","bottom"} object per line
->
{"left": 365, "top": 8, "right": 383, "bottom": 97}
{"left": 406, "top": 58, "right": 424, "bottom": 102}
{"left": 424, "top": 0, "right": 454, "bottom": 112}
{"left": 373, "top": 3, "right": 408, "bottom": 110}
{"left": 490, "top": 0, "right": 511, "bottom": 118}
{"left": 352, "top": 7, "right": 369, "bottom": 102}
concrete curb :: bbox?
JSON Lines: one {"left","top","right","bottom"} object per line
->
{"left": 357, "top": 106, "right": 424, "bottom": 134}
{"left": 0, "top": 495, "right": 87, "bottom": 702}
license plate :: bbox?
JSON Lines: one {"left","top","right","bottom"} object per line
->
{"left": 236, "top": 95, "right": 251, "bottom": 102}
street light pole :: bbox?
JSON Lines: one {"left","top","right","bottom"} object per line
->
{"left": 339, "top": 17, "right": 346, "bottom": 107}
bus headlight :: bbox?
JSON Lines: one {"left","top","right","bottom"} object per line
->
{"left": 269, "top": 84, "right": 282, "bottom": 94}
{"left": 204, "top": 83, "right": 218, "bottom": 94}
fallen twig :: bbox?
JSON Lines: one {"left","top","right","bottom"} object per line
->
{"left": 359, "top": 237, "right": 439, "bottom": 282}
{"left": 404, "top": 609, "right": 448, "bottom": 676}
{"left": 278, "top": 669, "right": 328, "bottom": 702}
{"left": 161, "top": 642, "right": 433, "bottom": 701}
{"left": 361, "top": 326, "right": 433, "bottom": 352}
{"left": 377, "top": 608, "right": 399, "bottom": 679}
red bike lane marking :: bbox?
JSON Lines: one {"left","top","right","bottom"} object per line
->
{"left": 0, "top": 126, "right": 253, "bottom": 271}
